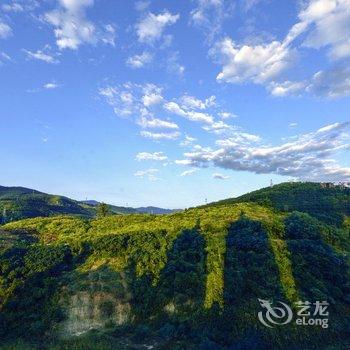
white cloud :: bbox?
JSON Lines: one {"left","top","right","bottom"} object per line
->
{"left": 137, "top": 116, "right": 179, "bottom": 130}
{"left": 190, "top": 0, "right": 233, "bottom": 41}
{"left": 134, "top": 168, "right": 159, "bottom": 181}
{"left": 43, "top": 82, "right": 60, "bottom": 89}
{"left": 214, "top": 36, "right": 298, "bottom": 84}
{"left": 140, "top": 130, "right": 180, "bottom": 140}
{"left": 270, "top": 80, "right": 306, "bottom": 97}
{"left": 187, "top": 111, "right": 214, "bottom": 124}
{"left": 163, "top": 101, "right": 187, "bottom": 117}
{"left": 136, "top": 11, "right": 179, "bottom": 44}
{"left": 23, "top": 47, "right": 59, "bottom": 64}
{"left": 212, "top": 173, "right": 230, "bottom": 179}
{"left": 181, "top": 94, "right": 216, "bottom": 110}
{"left": 177, "top": 122, "right": 350, "bottom": 181}
{"left": 175, "top": 159, "right": 193, "bottom": 165}
{"left": 101, "top": 24, "right": 117, "bottom": 46}
{"left": 164, "top": 101, "right": 214, "bottom": 124}
{"left": 271, "top": 66, "right": 350, "bottom": 99}
{"left": 2, "top": 0, "right": 38, "bottom": 12}
{"left": 99, "top": 83, "right": 168, "bottom": 126}
{"left": 45, "top": 0, "right": 116, "bottom": 50}
{"left": 180, "top": 135, "right": 197, "bottom": 147}
{"left": 307, "top": 66, "right": 350, "bottom": 98}
{"left": 211, "top": 0, "right": 350, "bottom": 98}
{"left": 180, "top": 169, "right": 197, "bottom": 177}
{"left": 300, "top": 0, "right": 350, "bottom": 60}
{"left": 166, "top": 51, "right": 185, "bottom": 77}
{"left": 0, "top": 52, "right": 11, "bottom": 65}
{"left": 202, "top": 120, "right": 232, "bottom": 134}
{"left": 218, "top": 111, "right": 237, "bottom": 119}
{"left": 99, "top": 84, "right": 136, "bottom": 117}
{"left": 2, "top": 2, "right": 24, "bottom": 12}
{"left": 126, "top": 52, "right": 153, "bottom": 68}
{"left": 135, "top": 1, "right": 150, "bottom": 12}
{"left": 136, "top": 152, "right": 168, "bottom": 161}
{"left": 0, "top": 21, "right": 12, "bottom": 39}
{"left": 142, "top": 91, "right": 163, "bottom": 106}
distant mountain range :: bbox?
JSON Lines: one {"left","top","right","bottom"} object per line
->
{"left": 0, "top": 186, "right": 179, "bottom": 223}
{"left": 80, "top": 200, "right": 177, "bottom": 215}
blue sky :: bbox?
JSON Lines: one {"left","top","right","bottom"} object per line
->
{"left": 1, "top": 0, "right": 350, "bottom": 208}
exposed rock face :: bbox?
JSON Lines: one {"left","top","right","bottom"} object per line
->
{"left": 59, "top": 267, "right": 133, "bottom": 337}
{"left": 61, "top": 291, "right": 131, "bottom": 336}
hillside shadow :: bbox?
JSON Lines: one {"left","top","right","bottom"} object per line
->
{"left": 156, "top": 228, "right": 207, "bottom": 317}
{"left": 285, "top": 212, "right": 350, "bottom": 337}
{"left": 124, "top": 228, "right": 207, "bottom": 342}
{"left": 212, "top": 217, "right": 286, "bottom": 347}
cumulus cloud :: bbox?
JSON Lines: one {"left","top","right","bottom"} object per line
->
{"left": 177, "top": 122, "right": 350, "bottom": 181}
{"left": 213, "top": 34, "right": 300, "bottom": 84}
{"left": 136, "top": 11, "right": 179, "bottom": 44}
{"left": 212, "top": 0, "right": 350, "bottom": 98}
{"left": 45, "top": 0, "right": 116, "bottom": 50}
{"left": 142, "top": 90, "right": 163, "bottom": 106}
{"left": 136, "top": 152, "right": 168, "bottom": 161}
{"left": 300, "top": 0, "right": 350, "bottom": 60}
{"left": 126, "top": 51, "right": 153, "bottom": 68}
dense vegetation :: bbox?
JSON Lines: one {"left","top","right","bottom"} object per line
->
{"left": 208, "top": 182, "right": 350, "bottom": 227}
{"left": 0, "top": 183, "right": 349, "bottom": 349}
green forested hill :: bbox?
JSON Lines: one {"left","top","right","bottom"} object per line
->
{"left": 0, "top": 198, "right": 349, "bottom": 349}
{"left": 0, "top": 186, "right": 96, "bottom": 223}
{"left": 0, "top": 186, "right": 176, "bottom": 224}
{"left": 208, "top": 182, "right": 350, "bottom": 226}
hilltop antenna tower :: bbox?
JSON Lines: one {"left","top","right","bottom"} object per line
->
{"left": 270, "top": 179, "right": 273, "bottom": 187}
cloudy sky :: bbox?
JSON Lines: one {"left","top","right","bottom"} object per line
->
{"left": 1, "top": 0, "right": 350, "bottom": 208}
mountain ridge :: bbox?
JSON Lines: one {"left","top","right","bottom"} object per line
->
{"left": 0, "top": 185, "right": 179, "bottom": 223}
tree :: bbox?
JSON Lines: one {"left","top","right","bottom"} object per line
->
{"left": 97, "top": 202, "right": 109, "bottom": 218}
